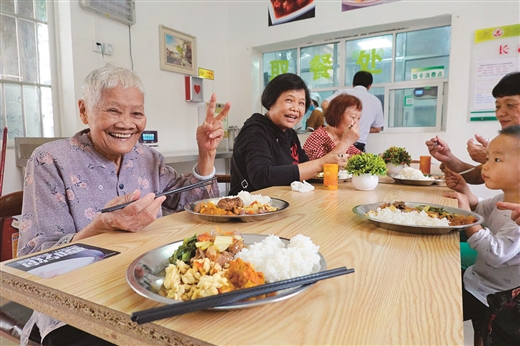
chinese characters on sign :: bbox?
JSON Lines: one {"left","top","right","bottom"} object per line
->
{"left": 411, "top": 66, "right": 445, "bottom": 80}
{"left": 270, "top": 60, "right": 289, "bottom": 80}
{"left": 355, "top": 49, "right": 383, "bottom": 74}
{"left": 309, "top": 54, "right": 332, "bottom": 80}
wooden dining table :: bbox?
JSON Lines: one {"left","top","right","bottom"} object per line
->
{"left": 0, "top": 180, "right": 464, "bottom": 345}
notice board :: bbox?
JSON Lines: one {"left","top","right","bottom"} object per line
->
{"left": 469, "top": 24, "right": 519, "bottom": 121}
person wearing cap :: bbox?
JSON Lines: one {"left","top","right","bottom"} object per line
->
{"left": 322, "top": 71, "right": 384, "bottom": 151}
{"left": 306, "top": 92, "right": 326, "bottom": 131}
{"left": 299, "top": 92, "right": 322, "bottom": 131}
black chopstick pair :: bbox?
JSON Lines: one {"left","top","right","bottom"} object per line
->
{"left": 131, "top": 266, "right": 354, "bottom": 324}
{"left": 100, "top": 177, "right": 217, "bottom": 213}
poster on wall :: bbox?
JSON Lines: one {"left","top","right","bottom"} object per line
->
{"left": 268, "top": 0, "right": 315, "bottom": 26}
{"left": 342, "top": 0, "right": 401, "bottom": 12}
{"left": 469, "top": 23, "right": 520, "bottom": 121}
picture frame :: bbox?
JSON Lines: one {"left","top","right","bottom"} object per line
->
{"left": 159, "top": 25, "right": 197, "bottom": 75}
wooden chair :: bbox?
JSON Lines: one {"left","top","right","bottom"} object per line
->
{"left": 0, "top": 190, "right": 40, "bottom": 345}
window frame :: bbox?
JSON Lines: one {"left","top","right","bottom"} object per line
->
{"left": 0, "top": 0, "right": 57, "bottom": 145}
{"left": 260, "top": 24, "right": 451, "bottom": 132}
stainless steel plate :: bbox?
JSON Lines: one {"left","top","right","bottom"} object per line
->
{"left": 126, "top": 234, "right": 327, "bottom": 309}
{"left": 352, "top": 202, "right": 484, "bottom": 235}
{"left": 184, "top": 197, "right": 289, "bottom": 223}
{"left": 389, "top": 174, "right": 436, "bottom": 186}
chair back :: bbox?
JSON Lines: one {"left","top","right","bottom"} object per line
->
{"left": 0, "top": 191, "right": 23, "bottom": 218}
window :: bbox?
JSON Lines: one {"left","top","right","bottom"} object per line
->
{"left": 0, "top": 0, "right": 54, "bottom": 141}
{"left": 262, "top": 25, "right": 451, "bottom": 131}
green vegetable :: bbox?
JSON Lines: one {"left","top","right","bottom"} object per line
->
{"left": 170, "top": 234, "right": 198, "bottom": 264}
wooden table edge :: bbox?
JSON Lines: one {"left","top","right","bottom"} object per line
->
{"left": 1, "top": 271, "right": 213, "bottom": 346}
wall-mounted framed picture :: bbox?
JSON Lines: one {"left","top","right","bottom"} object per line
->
{"left": 159, "top": 25, "right": 197, "bottom": 75}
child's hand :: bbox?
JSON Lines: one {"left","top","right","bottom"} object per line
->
{"left": 444, "top": 191, "right": 471, "bottom": 211}
{"left": 444, "top": 169, "right": 469, "bottom": 194}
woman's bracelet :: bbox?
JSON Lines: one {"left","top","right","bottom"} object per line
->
{"left": 192, "top": 164, "right": 216, "bottom": 180}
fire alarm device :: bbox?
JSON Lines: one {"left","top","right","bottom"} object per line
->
{"left": 185, "top": 75, "right": 204, "bottom": 102}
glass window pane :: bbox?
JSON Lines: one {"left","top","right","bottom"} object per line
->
{"left": 300, "top": 43, "right": 339, "bottom": 88}
{"left": 4, "top": 83, "right": 24, "bottom": 138}
{"left": 19, "top": 19, "right": 38, "bottom": 83}
{"left": 369, "top": 86, "right": 385, "bottom": 116}
{"left": 41, "top": 86, "right": 53, "bottom": 136}
{"left": 395, "top": 26, "right": 451, "bottom": 82}
{"left": 346, "top": 35, "right": 392, "bottom": 85}
{"left": 23, "top": 85, "right": 41, "bottom": 136}
{"left": 1, "top": 15, "right": 20, "bottom": 81}
{"left": 262, "top": 49, "right": 297, "bottom": 87}
{"left": 389, "top": 86, "right": 438, "bottom": 128}
{"left": 1, "top": 0, "right": 15, "bottom": 14}
{"left": 17, "top": 0, "right": 34, "bottom": 19}
{"left": 35, "top": 0, "right": 47, "bottom": 21}
{"left": 38, "top": 23, "right": 50, "bottom": 84}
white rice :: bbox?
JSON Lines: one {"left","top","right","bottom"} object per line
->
{"left": 236, "top": 191, "right": 272, "bottom": 206}
{"left": 235, "top": 234, "right": 321, "bottom": 283}
{"left": 394, "top": 167, "right": 434, "bottom": 180}
{"left": 367, "top": 207, "right": 449, "bottom": 226}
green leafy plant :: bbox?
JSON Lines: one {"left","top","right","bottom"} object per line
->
{"left": 381, "top": 146, "right": 412, "bottom": 166}
{"left": 346, "top": 153, "right": 387, "bottom": 176}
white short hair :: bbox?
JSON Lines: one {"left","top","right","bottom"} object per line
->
{"left": 81, "top": 64, "right": 144, "bottom": 111}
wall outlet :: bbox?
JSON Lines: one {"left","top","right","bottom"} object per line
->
{"left": 92, "top": 41, "right": 113, "bottom": 55}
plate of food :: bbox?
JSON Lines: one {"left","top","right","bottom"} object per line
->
{"left": 352, "top": 201, "right": 484, "bottom": 235}
{"left": 269, "top": 0, "right": 315, "bottom": 25}
{"left": 126, "top": 232, "right": 327, "bottom": 309}
{"left": 185, "top": 191, "right": 289, "bottom": 222}
{"left": 388, "top": 167, "right": 436, "bottom": 186}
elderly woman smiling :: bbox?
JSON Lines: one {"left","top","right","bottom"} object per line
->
{"left": 18, "top": 64, "right": 229, "bottom": 346}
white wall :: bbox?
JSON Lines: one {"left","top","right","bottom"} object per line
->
{"left": 3, "top": 0, "right": 518, "bottom": 200}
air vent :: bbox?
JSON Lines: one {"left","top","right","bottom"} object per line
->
{"left": 80, "top": 0, "right": 135, "bottom": 26}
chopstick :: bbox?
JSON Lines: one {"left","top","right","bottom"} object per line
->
{"left": 458, "top": 167, "right": 476, "bottom": 175}
{"left": 131, "top": 266, "right": 354, "bottom": 324}
{"left": 101, "top": 177, "right": 216, "bottom": 213}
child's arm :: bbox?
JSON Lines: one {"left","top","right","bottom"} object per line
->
{"left": 443, "top": 192, "right": 483, "bottom": 237}
{"left": 444, "top": 169, "right": 479, "bottom": 208}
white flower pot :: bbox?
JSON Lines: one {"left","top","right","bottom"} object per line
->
{"left": 352, "top": 174, "right": 379, "bottom": 191}
{"left": 386, "top": 163, "right": 404, "bottom": 175}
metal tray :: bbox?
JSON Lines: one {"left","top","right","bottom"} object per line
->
{"left": 126, "top": 234, "right": 327, "bottom": 309}
{"left": 352, "top": 202, "right": 484, "bottom": 235}
{"left": 388, "top": 174, "right": 436, "bottom": 186}
{"left": 184, "top": 197, "right": 289, "bottom": 222}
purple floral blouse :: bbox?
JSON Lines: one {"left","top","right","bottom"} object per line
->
{"left": 18, "top": 129, "right": 218, "bottom": 344}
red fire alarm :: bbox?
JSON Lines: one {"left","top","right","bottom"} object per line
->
{"left": 185, "top": 75, "right": 204, "bottom": 102}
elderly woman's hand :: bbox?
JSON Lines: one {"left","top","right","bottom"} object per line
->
{"left": 323, "top": 151, "right": 350, "bottom": 167}
{"left": 340, "top": 118, "right": 360, "bottom": 145}
{"left": 73, "top": 190, "right": 166, "bottom": 241}
{"left": 467, "top": 134, "right": 488, "bottom": 164}
{"left": 196, "top": 93, "right": 231, "bottom": 152}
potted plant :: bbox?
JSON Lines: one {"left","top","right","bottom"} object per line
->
{"left": 381, "top": 146, "right": 412, "bottom": 174}
{"left": 346, "top": 153, "right": 387, "bottom": 190}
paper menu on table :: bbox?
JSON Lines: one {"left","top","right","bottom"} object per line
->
{"left": 6, "top": 243, "right": 119, "bottom": 279}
